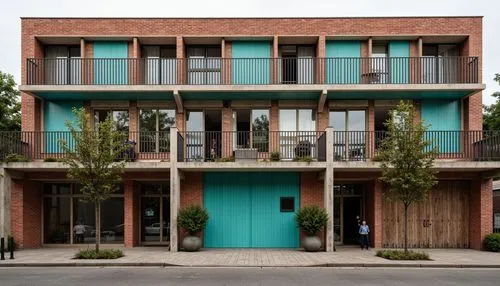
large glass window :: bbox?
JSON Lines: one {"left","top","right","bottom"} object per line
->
{"left": 43, "top": 183, "right": 124, "bottom": 244}
{"left": 186, "top": 46, "right": 221, "bottom": 84}
{"left": 279, "top": 109, "right": 316, "bottom": 159}
{"left": 142, "top": 46, "right": 176, "bottom": 84}
{"left": 330, "top": 110, "right": 366, "bottom": 160}
{"left": 139, "top": 109, "right": 175, "bottom": 153}
{"left": 371, "top": 44, "right": 389, "bottom": 83}
{"left": 141, "top": 184, "right": 170, "bottom": 244}
{"left": 232, "top": 109, "right": 269, "bottom": 152}
{"left": 45, "top": 46, "right": 81, "bottom": 85}
{"left": 94, "top": 109, "right": 129, "bottom": 132}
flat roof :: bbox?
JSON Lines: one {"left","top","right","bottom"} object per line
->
{"left": 20, "top": 16, "right": 484, "bottom": 20}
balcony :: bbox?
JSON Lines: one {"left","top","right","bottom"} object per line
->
{"left": 25, "top": 57, "right": 479, "bottom": 86}
{"left": 0, "top": 131, "right": 170, "bottom": 161}
{"left": 2, "top": 130, "right": 498, "bottom": 163}
{"left": 176, "top": 131, "right": 327, "bottom": 162}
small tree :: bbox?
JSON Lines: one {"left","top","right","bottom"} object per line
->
{"left": 377, "top": 100, "right": 438, "bottom": 254}
{"left": 59, "top": 108, "right": 129, "bottom": 252}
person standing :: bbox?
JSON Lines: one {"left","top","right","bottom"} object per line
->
{"left": 359, "top": 220, "right": 370, "bottom": 250}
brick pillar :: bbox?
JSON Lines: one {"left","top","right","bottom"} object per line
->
{"left": 11, "top": 179, "right": 42, "bottom": 249}
{"left": 316, "top": 36, "right": 326, "bottom": 84}
{"left": 367, "top": 100, "right": 375, "bottom": 158}
{"left": 179, "top": 172, "right": 203, "bottom": 249}
{"left": 272, "top": 36, "right": 279, "bottom": 84}
{"left": 221, "top": 106, "right": 233, "bottom": 158}
{"left": 317, "top": 103, "right": 329, "bottom": 132}
{"left": 124, "top": 180, "right": 139, "bottom": 247}
{"left": 129, "top": 101, "right": 138, "bottom": 143}
{"left": 469, "top": 178, "right": 493, "bottom": 250}
{"left": 366, "top": 179, "right": 383, "bottom": 248}
{"left": 176, "top": 36, "right": 185, "bottom": 85}
{"left": 269, "top": 100, "right": 280, "bottom": 154}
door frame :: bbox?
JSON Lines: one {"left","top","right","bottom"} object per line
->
{"left": 333, "top": 183, "right": 365, "bottom": 245}
{"left": 139, "top": 183, "right": 170, "bottom": 246}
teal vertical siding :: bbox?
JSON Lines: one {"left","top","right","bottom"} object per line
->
{"left": 44, "top": 100, "right": 82, "bottom": 153}
{"left": 421, "top": 100, "right": 461, "bottom": 153}
{"left": 93, "top": 42, "right": 128, "bottom": 84}
{"left": 204, "top": 172, "right": 300, "bottom": 248}
{"left": 389, "top": 41, "right": 410, "bottom": 84}
{"left": 232, "top": 41, "right": 271, "bottom": 84}
{"left": 325, "top": 41, "right": 361, "bottom": 84}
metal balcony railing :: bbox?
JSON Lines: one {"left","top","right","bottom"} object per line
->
{"left": 179, "top": 131, "right": 326, "bottom": 162}
{"left": 0, "top": 131, "right": 170, "bottom": 161}
{"left": 25, "top": 56, "right": 480, "bottom": 85}
{"left": 332, "top": 131, "right": 500, "bottom": 161}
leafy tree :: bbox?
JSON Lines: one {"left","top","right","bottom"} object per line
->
{"left": 377, "top": 100, "right": 438, "bottom": 254}
{"left": 59, "top": 108, "right": 129, "bottom": 252}
{"left": 0, "top": 71, "right": 21, "bottom": 131}
{"left": 483, "top": 74, "right": 500, "bottom": 130}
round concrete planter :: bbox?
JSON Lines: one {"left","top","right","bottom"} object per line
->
{"left": 303, "top": 236, "right": 322, "bottom": 252}
{"left": 182, "top": 236, "right": 202, "bottom": 252}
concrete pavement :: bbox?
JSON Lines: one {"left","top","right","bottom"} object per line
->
{"left": 1, "top": 247, "right": 500, "bottom": 268}
{"left": 1, "top": 267, "right": 500, "bottom": 286}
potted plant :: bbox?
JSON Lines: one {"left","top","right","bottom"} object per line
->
{"left": 177, "top": 205, "right": 209, "bottom": 252}
{"left": 295, "top": 205, "right": 328, "bottom": 252}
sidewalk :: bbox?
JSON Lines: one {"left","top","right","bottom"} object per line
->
{"left": 0, "top": 246, "right": 499, "bottom": 268}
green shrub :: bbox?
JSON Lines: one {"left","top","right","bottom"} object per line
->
{"left": 293, "top": 156, "right": 313, "bottom": 163}
{"left": 4, "top": 154, "right": 30, "bottom": 163}
{"left": 178, "top": 205, "right": 209, "bottom": 235}
{"left": 74, "top": 249, "right": 124, "bottom": 259}
{"left": 43, "top": 157, "right": 59, "bottom": 162}
{"left": 270, "top": 152, "right": 281, "bottom": 161}
{"left": 484, "top": 233, "right": 500, "bottom": 252}
{"left": 376, "top": 249, "right": 430, "bottom": 260}
{"left": 215, "top": 156, "right": 234, "bottom": 162}
{"left": 295, "top": 205, "right": 328, "bottom": 236}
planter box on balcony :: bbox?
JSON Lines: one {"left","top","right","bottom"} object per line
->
{"left": 235, "top": 148, "right": 258, "bottom": 162}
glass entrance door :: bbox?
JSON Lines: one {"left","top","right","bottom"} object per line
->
{"left": 141, "top": 184, "right": 170, "bottom": 245}
{"left": 333, "top": 184, "right": 364, "bottom": 245}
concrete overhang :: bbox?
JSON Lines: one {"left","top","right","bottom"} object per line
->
{"left": 1, "top": 161, "right": 171, "bottom": 172}
{"left": 20, "top": 83, "right": 485, "bottom": 101}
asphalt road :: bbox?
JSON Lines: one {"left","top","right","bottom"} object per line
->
{"left": 1, "top": 267, "right": 500, "bottom": 286}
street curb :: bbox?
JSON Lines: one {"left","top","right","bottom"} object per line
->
{"left": 1, "top": 262, "right": 500, "bottom": 268}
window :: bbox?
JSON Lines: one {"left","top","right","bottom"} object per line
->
{"left": 186, "top": 46, "right": 221, "bottom": 84}
{"left": 232, "top": 109, "right": 269, "bottom": 151}
{"left": 280, "top": 197, "right": 295, "bottom": 212}
{"left": 329, "top": 110, "right": 366, "bottom": 160}
{"left": 422, "top": 44, "right": 460, "bottom": 83}
{"left": 371, "top": 44, "right": 389, "bottom": 83}
{"left": 94, "top": 109, "right": 129, "bottom": 132}
{"left": 279, "top": 109, "right": 317, "bottom": 159}
{"left": 279, "top": 45, "right": 315, "bottom": 84}
{"left": 142, "top": 46, "right": 176, "bottom": 84}
{"left": 43, "top": 183, "right": 124, "bottom": 244}
{"left": 45, "top": 46, "right": 81, "bottom": 85}
{"left": 139, "top": 109, "right": 176, "bottom": 153}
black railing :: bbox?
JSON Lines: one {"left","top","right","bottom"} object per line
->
{"left": 0, "top": 131, "right": 170, "bottom": 161}
{"left": 26, "top": 57, "right": 479, "bottom": 85}
{"left": 332, "top": 131, "right": 500, "bottom": 161}
{"left": 180, "top": 131, "right": 326, "bottom": 162}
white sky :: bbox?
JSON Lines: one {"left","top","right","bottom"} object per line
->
{"left": 0, "top": 0, "right": 498, "bottom": 105}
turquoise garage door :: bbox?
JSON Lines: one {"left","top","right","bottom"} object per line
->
{"left": 204, "top": 172, "right": 300, "bottom": 248}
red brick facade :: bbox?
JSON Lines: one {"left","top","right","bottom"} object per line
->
{"left": 124, "top": 180, "right": 139, "bottom": 247}
{"left": 11, "top": 179, "right": 42, "bottom": 249}
{"left": 470, "top": 178, "right": 493, "bottom": 250}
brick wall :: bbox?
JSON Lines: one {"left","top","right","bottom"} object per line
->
{"left": 11, "top": 179, "right": 42, "bottom": 249}
{"left": 300, "top": 172, "right": 325, "bottom": 248}
{"left": 179, "top": 172, "right": 204, "bottom": 248}
{"left": 365, "top": 180, "right": 382, "bottom": 247}
{"left": 470, "top": 178, "right": 493, "bottom": 250}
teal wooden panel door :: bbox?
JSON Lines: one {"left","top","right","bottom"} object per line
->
{"left": 250, "top": 172, "right": 300, "bottom": 248}
{"left": 389, "top": 41, "right": 410, "bottom": 84}
{"left": 421, "top": 99, "right": 461, "bottom": 153}
{"left": 232, "top": 41, "right": 271, "bottom": 85}
{"left": 325, "top": 41, "right": 361, "bottom": 84}
{"left": 93, "top": 42, "right": 128, "bottom": 85}
{"left": 204, "top": 173, "right": 251, "bottom": 248}
{"left": 204, "top": 172, "right": 300, "bottom": 248}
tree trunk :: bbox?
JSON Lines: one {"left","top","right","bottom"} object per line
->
{"left": 95, "top": 202, "right": 100, "bottom": 253}
{"left": 404, "top": 204, "right": 408, "bottom": 255}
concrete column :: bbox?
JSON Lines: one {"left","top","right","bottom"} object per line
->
{"left": 0, "top": 167, "right": 11, "bottom": 239}
{"left": 80, "top": 38, "right": 86, "bottom": 58}
{"left": 368, "top": 37, "right": 373, "bottom": 57}
{"left": 417, "top": 37, "right": 423, "bottom": 57}
{"left": 324, "top": 127, "right": 334, "bottom": 252}
{"left": 170, "top": 127, "right": 180, "bottom": 251}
